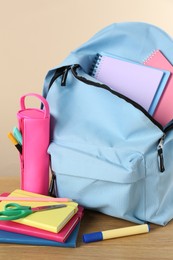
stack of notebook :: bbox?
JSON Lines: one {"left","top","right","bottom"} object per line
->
{"left": 0, "top": 189, "right": 84, "bottom": 247}
{"left": 143, "top": 50, "right": 173, "bottom": 126}
{"left": 90, "top": 50, "right": 173, "bottom": 126}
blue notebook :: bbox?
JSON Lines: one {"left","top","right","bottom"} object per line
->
{"left": 0, "top": 223, "right": 80, "bottom": 248}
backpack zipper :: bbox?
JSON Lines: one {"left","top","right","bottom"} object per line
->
{"left": 48, "top": 65, "right": 71, "bottom": 89}
{"left": 157, "top": 134, "right": 166, "bottom": 172}
{"left": 48, "top": 64, "right": 173, "bottom": 173}
{"left": 71, "top": 64, "right": 163, "bottom": 131}
{"left": 71, "top": 65, "right": 169, "bottom": 173}
{"left": 157, "top": 121, "right": 173, "bottom": 172}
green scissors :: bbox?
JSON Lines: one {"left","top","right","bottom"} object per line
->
{"left": 0, "top": 203, "right": 67, "bottom": 220}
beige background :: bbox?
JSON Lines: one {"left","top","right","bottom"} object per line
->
{"left": 1, "top": 0, "right": 173, "bottom": 176}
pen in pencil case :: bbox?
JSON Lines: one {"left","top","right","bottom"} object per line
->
{"left": 13, "top": 127, "right": 22, "bottom": 145}
{"left": 7, "top": 132, "right": 22, "bottom": 154}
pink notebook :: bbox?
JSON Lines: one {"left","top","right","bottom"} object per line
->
{"left": 143, "top": 50, "right": 173, "bottom": 126}
{"left": 0, "top": 193, "right": 84, "bottom": 243}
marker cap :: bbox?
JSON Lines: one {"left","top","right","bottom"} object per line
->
{"left": 83, "top": 231, "right": 103, "bottom": 243}
{"left": 13, "top": 127, "right": 22, "bottom": 145}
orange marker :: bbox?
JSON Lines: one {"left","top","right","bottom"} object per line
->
{"left": 8, "top": 132, "right": 22, "bottom": 154}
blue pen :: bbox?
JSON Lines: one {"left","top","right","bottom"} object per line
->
{"left": 13, "top": 127, "right": 22, "bottom": 145}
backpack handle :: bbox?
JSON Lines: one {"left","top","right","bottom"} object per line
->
{"left": 20, "top": 93, "right": 50, "bottom": 119}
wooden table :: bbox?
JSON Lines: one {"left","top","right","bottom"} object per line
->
{"left": 0, "top": 176, "right": 173, "bottom": 260}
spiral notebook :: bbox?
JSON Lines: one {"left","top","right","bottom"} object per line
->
{"left": 91, "top": 53, "right": 170, "bottom": 115}
{"left": 143, "top": 50, "right": 173, "bottom": 126}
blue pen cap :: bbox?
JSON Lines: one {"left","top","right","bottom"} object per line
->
{"left": 83, "top": 231, "right": 103, "bottom": 243}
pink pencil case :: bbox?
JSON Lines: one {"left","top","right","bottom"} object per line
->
{"left": 17, "top": 93, "right": 50, "bottom": 195}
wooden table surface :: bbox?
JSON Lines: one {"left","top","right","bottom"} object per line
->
{"left": 0, "top": 176, "right": 173, "bottom": 260}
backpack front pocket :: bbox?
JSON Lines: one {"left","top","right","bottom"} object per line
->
{"left": 49, "top": 141, "right": 146, "bottom": 224}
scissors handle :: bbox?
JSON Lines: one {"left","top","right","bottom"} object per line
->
{"left": 0, "top": 203, "right": 32, "bottom": 221}
{"left": 5, "top": 203, "right": 31, "bottom": 211}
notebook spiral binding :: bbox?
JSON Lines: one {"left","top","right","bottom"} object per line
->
{"left": 89, "top": 53, "right": 102, "bottom": 77}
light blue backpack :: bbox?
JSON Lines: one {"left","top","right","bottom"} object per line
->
{"left": 43, "top": 22, "right": 173, "bottom": 225}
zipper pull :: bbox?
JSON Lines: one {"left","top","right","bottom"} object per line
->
{"left": 61, "top": 66, "right": 71, "bottom": 86}
{"left": 157, "top": 134, "right": 165, "bottom": 172}
{"left": 48, "top": 172, "right": 58, "bottom": 197}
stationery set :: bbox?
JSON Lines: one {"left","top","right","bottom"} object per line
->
{"left": 0, "top": 190, "right": 84, "bottom": 247}
{"left": 5, "top": 93, "right": 84, "bottom": 247}
{"left": 5, "top": 22, "right": 173, "bottom": 247}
